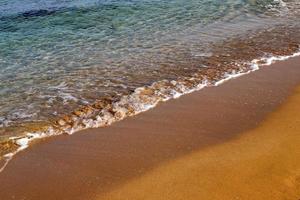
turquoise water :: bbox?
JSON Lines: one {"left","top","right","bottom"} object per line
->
{"left": 0, "top": 0, "right": 299, "bottom": 141}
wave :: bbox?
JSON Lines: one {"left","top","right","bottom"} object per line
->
{"left": 1, "top": 49, "right": 299, "bottom": 173}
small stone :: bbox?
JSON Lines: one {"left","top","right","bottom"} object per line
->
{"left": 140, "top": 88, "right": 154, "bottom": 96}
{"left": 79, "top": 106, "right": 93, "bottom": 116}
{"left": 57, "top": 119, "right": 66, "bottom": 126}
{"left": 62, "top": 115, "right": 72, "bottom": 124}
{"left": 114, "top": 111, "right": 123, "bottom": 119}
{"left": 73, "top": 110, "right": 83, "bottom": 117}
{"left": 93, "top": 101, "right": 106, "bottom": 109}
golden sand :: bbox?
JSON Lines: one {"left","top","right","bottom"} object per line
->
{"left": 1, "top": 57, "right": 300, "bottom": 200}
{"left": 101, "top": 86, "right": 300, "bottom": 200}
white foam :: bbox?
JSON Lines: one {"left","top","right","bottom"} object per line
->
{"left": 215, "top": 51, "right": 300, "bottom": 86}
{"left": 0, "top": 134, "right": 36, "bottom": 173}
{"left": 266, "top": 0, "right": 289, "bottom": 15}
{"left": 0, "top": 156, "right": 12, "bottom": 173}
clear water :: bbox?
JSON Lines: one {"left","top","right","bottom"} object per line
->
{"left": 0, "top": 0, "right": 299, "bottom": 150}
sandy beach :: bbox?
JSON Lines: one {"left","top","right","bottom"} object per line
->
{"left": 103, "top": 79, "right": 300, "bottom": 200}
{"left": 0, "top": 56, "right": 300, "bottom": 199}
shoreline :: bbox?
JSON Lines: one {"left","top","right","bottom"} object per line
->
{"left": 0, "top": 56, "right": 300, "bottom": 199}
{"left": 1, "top": 51, "right": 299, "bottom": 172}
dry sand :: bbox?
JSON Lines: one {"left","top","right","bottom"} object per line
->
{"left": 0, "top": 57, "right": 300, "bottom": 200}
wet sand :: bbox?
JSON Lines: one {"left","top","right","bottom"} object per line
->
{"left": 103, "top": 82, "right": 300, "bottom": 200}
{"left": 0, "top": 57, "right": 300, "bottom": 199}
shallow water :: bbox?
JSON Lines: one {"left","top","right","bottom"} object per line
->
{"left": 0, "top": 0, "right": 300, "bottom": 158}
